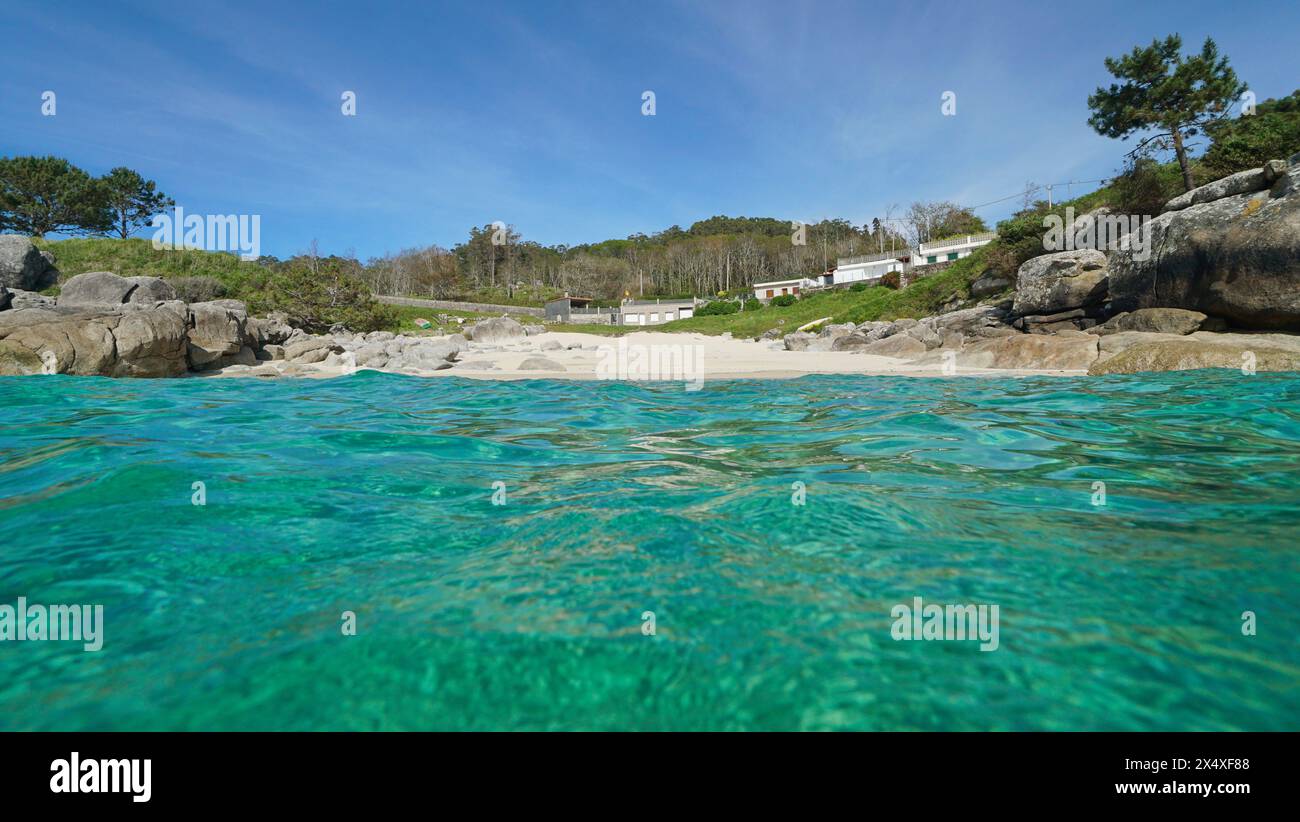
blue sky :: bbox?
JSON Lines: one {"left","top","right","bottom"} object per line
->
{"left": 3, "top": 0, "right": 1297, "bottom": 259}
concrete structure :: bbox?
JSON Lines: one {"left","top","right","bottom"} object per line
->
{"left": 617, "top": 297, "right": 697, "bottom": 326}
{"left": 752, "top": 278, "right": 819, "bottom": 301}
{"left": 545, "top": 296, "right": 615, "bottom": 324}
{"left": 831, "top": 250, "right": 910, "bottom": 286}
{"left": 832, "top": 232, "right": 996, "bottom": 287}
{"left": 914, "top": 232, "right": 996, "bottom": 266}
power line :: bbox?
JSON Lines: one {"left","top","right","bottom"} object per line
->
{"left": 967, "top": 178, "right": 1111, "bottom": 212}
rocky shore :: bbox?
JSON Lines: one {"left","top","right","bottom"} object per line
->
{"left": 782, "top": 155, "right": 1300, "bottom": 375}
{"left": 3, "top": 155, "right": 1298, "bottom": 380}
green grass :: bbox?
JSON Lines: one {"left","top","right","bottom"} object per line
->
{"left": 385, "top": 304, "right": 528, "bottom": 335}
{"left": 32, "top": 237, "right": 272, "bottom": 296}
{"left": 545, "top": 322, "right": 633, "bottom": 336}
{"left": 31, "top": 237, "right": 996, "bottom": 338}
{"left": 659, "top": 247, "right": 995, "bottom": 337}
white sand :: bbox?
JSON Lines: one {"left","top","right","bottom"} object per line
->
{"left": 209, "top": 330, "right": 1087, "bottom": 380}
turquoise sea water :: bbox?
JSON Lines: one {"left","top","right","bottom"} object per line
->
{"left": 0, "top": 371, "right": 1297, "bottom": 731}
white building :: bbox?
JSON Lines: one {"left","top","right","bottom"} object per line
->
{"left": 752, "top": 277, "right": 819, "bottom": 301}
{"left": 832, "top": 232, "right": 996, "bottom": 287}
{"left": 913, "top": 232, "right": 996, "bottom": 266}
{"left": 832, "top": 250, "right": 909, "bottom": 286}
{"left": 618, "top": 297, "right": 697, "bottom": 325}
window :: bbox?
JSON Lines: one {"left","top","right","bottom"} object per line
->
{"left": 664, "top": 311, "right": 674, "bottom": 321}
{"left": 781, "top": 288, "right": 789, "bottom": 295}
{"left": 793, "top": 286, "right": 800, "bottom": 294}
{"left": 650, "top": 313, "right": 659, "bottom": 322}
{"left": 947, "top": 252, "right": 958, "bottom": 261}
{"left": 766, "top": 289, "right": 774, "bottom": 298}
{"left": 927, "top": 255, "right": 937, "bottom": 264}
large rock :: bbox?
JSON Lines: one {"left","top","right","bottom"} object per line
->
{"left": 246, "top": 312, "right": 294, "bottom": 348}
{"left": 58, "top": 271, "right": 135, "bottom": 309}
{"left": 857, "top": 334, "right": 927, "bottom": 359}
{"left": 0, "top": 339, "right": 43, "bottom": 375}
{"left": 783, "top": 331, "right": 815, "bottom": 351}
{"left": 0, "top": 304, "right": 188, "bottom": 377}
{"left": 955, "top": 334, "right": 1099, "bottom": 371}
{"left": 830, "top": 333, "right": 870, "bottom": 352}
{"left": 56, "top": 271, "right": 176, "bottom": 309}
{"left": 283, "top": 336, "right": 343, "bottom": 364}
{"left": 0, "top": 235, "right": 58, "bottom": 291}
{"left": 1012, "top": 249, "right": 1108, "bottom": 316}
{"left": 912, "top": 305, "right": 1016, "bottom": 342}
{"left": 970, "top": 273, "right": 1013, "bottom": 298}
{"left": 2, "top": 288, "right": 55, "bottom": 311}
{"left": 853, "top": 321, "right": 894, "bottom": 340}
{"left": 125, "top": 276, "right": 177, "bottom": 304}
{"left": 818, "top": 322, "right": 855, "bottom": 340}
{"left": 1094, "top": 308, "right": 1206, "bottom": 336}
{"left": 1108, "top": 160, "right": 1300, "bottom": 330}
{"left": 1089, "top": 335, "right": 1300, "bottom": 375}
{"left": 1163, "top": 166, "right": 1273, "bottom": 212}
{"left": 187, "top": 301, "right": 249, "bottom": 370}
{"left": 467, "top": 316, "right": 526, "bottom": 344}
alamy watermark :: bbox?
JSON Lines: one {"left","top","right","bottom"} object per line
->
{"left": 0, "top": 597, "right": 103, "bottom": 651}
{"left": 595, "top": 338, "right": 704, "bottom": 391}
{"left": 50, "top": 753, "right": 150, "bottom": 802}
{"left": 1042, "top": 206, "right": 1152, "bottom": 261}
{"left": 891, "top": 596, "right": 999, "bottom": 651}
{"left": 152, "top": 206, "right": 261, "bottom": 261}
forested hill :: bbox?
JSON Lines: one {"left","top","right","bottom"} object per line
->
{"left": 368, "top": 204, "right": 984, "bottom": 304}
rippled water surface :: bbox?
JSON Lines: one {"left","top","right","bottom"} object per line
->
{"left": 1, "top": 371, "right": 1297, "bottom": 730}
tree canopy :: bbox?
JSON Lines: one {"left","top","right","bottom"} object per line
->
{"left": 1088, "top": 35, "right": 1246, "bottom": 192}
{"left": 0, "top": 156, "right": 112, "bottom": 236}
{"left": 100, "top": 167, "right": 175, "bottom": 239}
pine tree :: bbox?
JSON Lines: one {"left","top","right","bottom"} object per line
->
{"left": 1088, "top": 35, "right": 1246, "bottom": 192}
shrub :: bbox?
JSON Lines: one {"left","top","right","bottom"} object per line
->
{"left": 250, "top": 257, "right": 396, "bottom": 333}
{"left": 695, "top": 300, "right": 739, "bottom": 316}
{"left": 1201, "top": 90, "right": 1300, "bottom": 179}
{"left": 880, "top": 271, "right": 901, "bottom": 290}
{"left": 1109, "top": 158, "right": 1185, "bottom": 216}
{"left": 170, "top": 275, "right": 227, "bottom": 303}
{"left": 849, "top": 282, "right": 867, "bottom": 292}
{"left": 770, "top": 294, "right": 796, "bottom": 307}
{"left": 743, "top": 299, "right": 761, "bottom": 312}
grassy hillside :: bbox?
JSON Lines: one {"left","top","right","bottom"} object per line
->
{"left": 660, "top": 247, "right": 995, "bottom": 337}
{"left": 32, "top": 237, "right": 272, "bottom": 297}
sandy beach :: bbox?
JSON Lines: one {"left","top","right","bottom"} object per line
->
{"left": 209, "top": 329, "right": 1090, "bottom": 381}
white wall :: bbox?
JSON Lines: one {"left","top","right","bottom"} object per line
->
{"left": 832, "top": 260, "right": 902, "bottom": 285}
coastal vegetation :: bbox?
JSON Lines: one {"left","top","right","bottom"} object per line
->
{"left": 1087, "top": 35, "right": 1245, "bottom": 192}
{"left": 4, "top": 35, "right": 1296, "bottom": 343}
